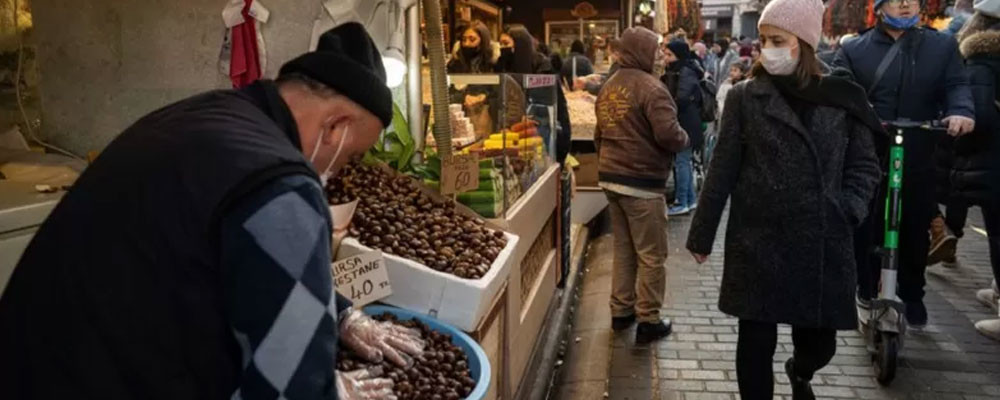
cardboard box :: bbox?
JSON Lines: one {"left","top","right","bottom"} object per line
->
{"left": 573, "top": 152, "right": 599, "bottom": 188}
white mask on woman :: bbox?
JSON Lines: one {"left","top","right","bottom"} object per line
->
{"left": 761, "top": 47, "right": 799, "bottom": 76}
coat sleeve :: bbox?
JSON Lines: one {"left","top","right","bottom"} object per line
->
{"left": 840, "top": 121, "right": 882, "bottom": 227}
{"left": 942, "top": 39, "right": 975, "bottom": 119}
{"left": 686, "top": 84, "right": 743, "bottom": 255}
{"left": 831, "top": 48, "right": 857, "bottom": 82}
{"left": 644, "top": 83, "right": 689, "bottom": 153}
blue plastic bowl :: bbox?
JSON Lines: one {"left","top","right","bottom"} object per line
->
{"left": 363, "top": 305, "right": 490, "bottom": 400}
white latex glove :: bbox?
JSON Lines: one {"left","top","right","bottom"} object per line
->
{"left": 943, "top": 115, "right": 975, "bottom": 137}
{"left": 336, "top": 368, "right": 396, "bottom": 400}
{"left": 340, "top": 310, "right": 426, "bottom": 368}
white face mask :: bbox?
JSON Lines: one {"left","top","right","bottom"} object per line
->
{"left": 309, "top": 121, "right": 349, "bottom": 188}
{"left": 761, "top": 47, "right": 799, "bottom": 76}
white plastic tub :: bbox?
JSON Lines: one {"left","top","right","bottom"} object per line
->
{"left": 339, "top": 231, "right": 520, "bottom": 332}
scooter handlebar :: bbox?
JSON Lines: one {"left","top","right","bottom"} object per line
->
{"left": 880, "top": 119, "right": 948, "bottom": 131}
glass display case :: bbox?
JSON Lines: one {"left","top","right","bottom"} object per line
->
{"left": 423, "top": 73, "right": 559, "bottom": 219}
{"left": 544, "top": 20, "right": 620, "bottom": 71}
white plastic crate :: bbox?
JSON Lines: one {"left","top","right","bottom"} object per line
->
{"left": 338, "top": 231, "right": 519, "bottom": 332}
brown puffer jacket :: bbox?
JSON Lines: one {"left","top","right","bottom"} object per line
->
{"left": 595, "top": 27, "right": 688, "bottom": 189}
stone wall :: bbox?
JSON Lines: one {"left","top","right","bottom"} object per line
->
{"left": 31, "top": 0, "right": 322, "bottom": 154}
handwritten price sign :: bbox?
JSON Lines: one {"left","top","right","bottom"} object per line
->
{"left": 332, "top": 251, "right": 392, "bottom": 307}
{"left": 441, "top": 153, "right": 480, "bottom": 195}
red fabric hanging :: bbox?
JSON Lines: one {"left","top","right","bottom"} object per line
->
{"left": 229, "top": 0, "right": 261, "bottom": 88}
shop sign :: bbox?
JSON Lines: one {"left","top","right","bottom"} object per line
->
{"left": 441, "top": 153, "right": 480, "bottom": 195}
{"left": 571, "top": 2, "right": 599, "bottom": 19}
{"left": 524, "top": 74, "right": 558, "bottom": 89}
{"left": 333, "top": 251, "right": 392, "bottom": 306}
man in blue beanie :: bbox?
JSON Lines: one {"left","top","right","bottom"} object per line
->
{"left": 833, "top": 0, "right": 975, "bottom": 329}
{"left": 0, "top": 23, "right": 420, "bottom": 400}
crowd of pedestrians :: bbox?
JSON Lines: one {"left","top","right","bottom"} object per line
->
{"left": 595, "top": 0, "right": 1000, "bottom": 398}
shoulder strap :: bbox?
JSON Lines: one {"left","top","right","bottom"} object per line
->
{"left": 868, "top": 40, "right": 902, "bottom": 94}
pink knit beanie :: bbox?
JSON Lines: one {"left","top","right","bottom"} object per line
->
{"left": 758, "top": 0, "right": 825, "bottom": 50}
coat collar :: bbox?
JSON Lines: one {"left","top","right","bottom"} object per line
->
{"left": 240, "top": 80, "right": 303, "bottom": 151}
{"left": 960, "top": 28, "right": 1000, "bottom": 59}
{"left": 747, "top": 76, "right": 810, "bottom": 137}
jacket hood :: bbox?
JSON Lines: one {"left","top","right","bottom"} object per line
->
{"left": 960, "top": 28, "right": 1000, "bottom": 58}
{"left": 619, "top": 27, "right": 659, "bottom": 72}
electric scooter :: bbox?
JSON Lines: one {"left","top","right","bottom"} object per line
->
{"left": 867, "top": 119, "right": 947, "bottom": 385}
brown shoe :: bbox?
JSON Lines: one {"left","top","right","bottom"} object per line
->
{"left": 927, "top": 217, "right": 957, "bottom": 266}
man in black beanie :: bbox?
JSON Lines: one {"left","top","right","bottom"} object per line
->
{"left": 0, "top": 23, "right": 419, "bottom": 400}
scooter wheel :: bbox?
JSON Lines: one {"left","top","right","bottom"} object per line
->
{"left": 874, "top": 332, "right": 899, "bottom": 385}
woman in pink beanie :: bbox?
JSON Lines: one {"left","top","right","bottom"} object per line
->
{"left": 686, "top": 0, "right": 886, "bottom": 398}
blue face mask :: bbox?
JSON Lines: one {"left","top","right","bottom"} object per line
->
{"left": 883, "top": 14, "right": 920, "bottom": 30}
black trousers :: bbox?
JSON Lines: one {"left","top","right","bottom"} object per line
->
{"left": 736, "top": 320, "right": 837, "bottom": 400}
{"left": 856, "top": 170, "right": 939, "bottom": 302}
{"left": 937, "top": 199, "right": 969, "bottom": 238}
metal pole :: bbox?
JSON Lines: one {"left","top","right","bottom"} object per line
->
{"left": 406, "top": 1, "right": 424, "bottom": 156}
{"left": 627, "top": 0, "right": 635, "bottom": 29}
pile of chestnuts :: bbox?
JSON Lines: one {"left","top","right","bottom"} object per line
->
{"left": 327, "top": 163, "right": 508, "bottom": 280}
{"left": 336, "top": 313, "right": 477, "bottom": 400}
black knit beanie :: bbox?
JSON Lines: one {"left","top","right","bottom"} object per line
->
{"left": 279, "top": 23, "right": 393, "bottom": 128}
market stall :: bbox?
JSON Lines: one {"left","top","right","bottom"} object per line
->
{"left": 0, "top": 0, "right": 578, "bottom": 398}
{"left": 326, "top": 7, "right": 576, "bottom": 393}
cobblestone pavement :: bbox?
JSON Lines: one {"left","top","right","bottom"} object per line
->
{"left": 552, "top": 208, "right": 1000, "bottom": 400}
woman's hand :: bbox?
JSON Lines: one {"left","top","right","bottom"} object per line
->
{"left": 691, "top": 252, "right": 708, "bottom": 264}
{"left": 340, "top": 309, "right": 426, "bottom": 368}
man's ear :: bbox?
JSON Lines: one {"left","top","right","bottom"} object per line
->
{"left": 322, "top": 115, "right": 352, "bottom": 145}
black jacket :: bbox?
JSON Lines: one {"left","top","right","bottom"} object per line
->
{"left": 954, "top": 27, "right": 1000, "bottom": 204}
{"left": 0, "top": 81, "right": 345, "bottom": 399}
{"left": 560, "top": 53, "right": 594, "bottom": 86}
{"left": 834, "top": 26, "right": 974, "bottom": 182}
{"left": 833, "top": 26, "right": 974, "bottom": 123}
{"left": 661, "top": 60, "right": 705, "bottom": 149}
{"left": 687, "top": 76, "right": 882, "bottom": 329}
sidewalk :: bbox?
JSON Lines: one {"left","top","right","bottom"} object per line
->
{"left": 551, "top": 208, "right": 1000, "bottom": 400}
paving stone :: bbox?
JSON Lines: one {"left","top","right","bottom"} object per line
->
{"left": 704, "top": 380, "right": 739, "bottom": 392}
{"left": 556, "top": 209, "right": 1000, "bottom": 400}
{"left": 657, "top": 359, "right": 700, "bottom": 369}
{"left": 811, "top": 385, "right": 856, "bottom": 398}
{"left": 697, "top": 342, "right": 737, "bottom": 351}
{"left": 682, "top": 393, "right": 733, "bottom": 400}
{"left": 660, "top": 379, "right": 705, "bottom": 391}
{"left": 941, "top": 371, "right": 999, "bottom": 384}
{"left": 821, "top": 375, "right": 878, "bottom": 388}
{"left": 693, "top": 326, "right": 736, "bottom": 334}
{"left": 680, "top": 370, "right": 726, "bottom": 380}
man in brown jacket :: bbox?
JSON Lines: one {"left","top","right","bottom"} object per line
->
{"left": 595, "top": 26, "right": 689, "bottom": 344}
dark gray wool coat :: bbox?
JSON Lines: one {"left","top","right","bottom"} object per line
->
{"left": 686, "top": 75, "right": 882, "bottom": 330}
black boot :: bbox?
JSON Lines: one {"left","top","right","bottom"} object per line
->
{"left": 635, "top": 318, "right": 672, "bottom": 344}
{"left": 905, "top": 300, "right": 928, "bottom": 329}
{"left": 784, "top": 358, "right": 816, "bottom": 400}
{"left": 612, "top": 314, "right": 636, "bottom": 331}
